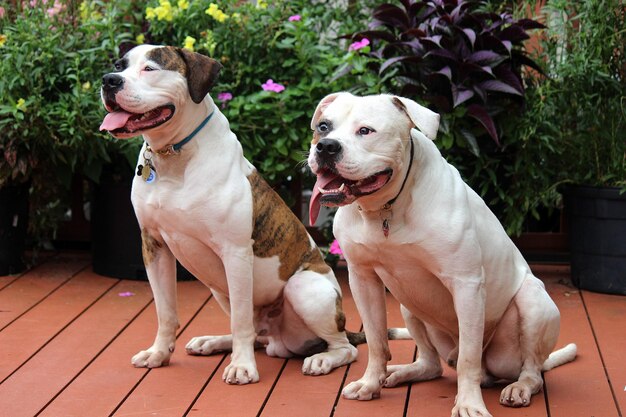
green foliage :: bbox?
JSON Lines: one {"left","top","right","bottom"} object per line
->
{"left": 535, "top": 0, "right": 626, "bottom": 188}
{"left": 143, "top": 0, "right": 381, "bottom": 183}
{"left": 0, "top": 1, "right": 143, "bottom": 237}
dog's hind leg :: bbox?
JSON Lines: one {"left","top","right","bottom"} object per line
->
{"left": 495, "top": 275, "right": 574, "bottom": 408}
{"left": 185, "top": 289, "right": 266, "bottom": 355}
{"left": 282, "top": 270, "right": 357, "bottom": 376}
{"left": 384, "top": 305, "right": 443, "bottom": 387}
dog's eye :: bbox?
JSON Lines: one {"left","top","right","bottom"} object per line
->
{"left": 317, "top": 122, "right": 330, "bottom": 133}
{"left": 114, "top": 63, "right": 123, "bottom": 71}
{"left": 358, "top": 127, "right": 374, "bottom": 135}
{"left": 143, "top": 66, "right": 156, "bottom": 72}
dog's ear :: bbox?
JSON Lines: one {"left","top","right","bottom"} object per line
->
{"left": 392, "top": 96, "right": 440, "bottom": 140}
{"left": 310, "top": 92, "right": 347, "bottom": 130}
{"left": 118, "top": 42, "right": 137, "bottom": 58}
{"left": 176, "top": 48, "right": 223, "bottom": 104}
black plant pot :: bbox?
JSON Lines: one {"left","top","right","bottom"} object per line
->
{"left": 0, "top": 183, "right": 29, "bottom": 275}
{"left": 562, "top": 185, "right": 626, "bottom": 295}
{"left": 91, "top": 164, "right": 194, "bottom": 280}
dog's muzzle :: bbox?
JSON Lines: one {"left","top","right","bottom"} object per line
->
{"left": 102, "top": 73, "right": 124, "bottom": 93}
{"left": 315, "top": 138, "right": 342, "bottom": 172}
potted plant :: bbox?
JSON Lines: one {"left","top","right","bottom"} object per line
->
{"left": 0, "top": 1, "right": 142, "bottom": 272}
{"left": 526, "top": 0, "right": 626, "bottom": 294}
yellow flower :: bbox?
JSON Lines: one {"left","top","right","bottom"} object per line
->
{"left": 154, "top": 1, "right": 174, "bottom": 22}
{"left": 79, "top": 1, "right": 89, "bottom": 21}
{"left": 0, "top": 34, "right": 7, "bottom": 48}
{"left": 183, "top": 36, "right": 196, "bottom": 52}
{"left": 82, "top": 81, "right": 91, "bottom": 91}
{"left": 145, "top": 7, "right": 156, "bottom": 20}
{"left": 177, "top": 0, "right": 189, "bottom": 10}
{"left": 256, "top": 0, "right": 267, "bottom": 9}
{"left": 16, "top": 98, "right": 26, "bottom": 112}
{"left": 136, "top": 34, "right": 145, "bottom": 44}
{"left": 206, "top": 3, "right": 229, "bottom": 23}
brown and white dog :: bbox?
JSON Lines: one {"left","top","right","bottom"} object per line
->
{"left": 307, "top": 92, "right": 577, "bottom": 417}
{"left": 99, "top": 45, "right": 364, "bottom": 384}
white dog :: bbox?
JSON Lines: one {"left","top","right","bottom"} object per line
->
{"left": 307, "top": 92, "right": 576, "bottom": 417}
{"left": 99, "top": 45, "right": 363, "bottom": 384}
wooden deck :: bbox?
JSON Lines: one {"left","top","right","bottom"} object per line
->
{"left": 0, "top": 251, "right": 624, "bottom": 417}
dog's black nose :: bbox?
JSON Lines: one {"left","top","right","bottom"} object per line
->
{"left": 102, "top": 73, "right": 124, "bottom": 91}
{"left": 315, "top": 138, "right": 342, "bottom": 158}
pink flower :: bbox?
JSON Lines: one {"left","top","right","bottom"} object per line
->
{"left": 348, "top": 38, "right": 370, "bottom": 51}
{"left": 288, "top": 14, "right": 301, "bottom": 22}
{"left": 46, "top": 0, "right": 63, "bottom": 17}
{"left": 261, "top": 79, "right": 285, "bottom": 93}
{"left": 218, "top": 92, "right": 233, "bottom": 102}
{"left": 329, "top": 239, "right": 343, "bottom": 256}
{"left": 0, "top": 7, "right": 5, "bottom": 18}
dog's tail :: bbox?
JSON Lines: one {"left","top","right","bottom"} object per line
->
{"left": 346, "top": 328, "right": 411, "bottom": 346}
{"left": 542, "top": 343, "right": 577, "bottom": 371}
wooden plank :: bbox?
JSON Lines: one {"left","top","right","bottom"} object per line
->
{"left": 542, "top": 274, "right": 620, "bottom": 417}
{"left": 0, "top": 268, "right": 116, "bottom": 383}
{"left": 112, "top": 289, "right": 229, "bottom": 417}
{"left": 582, "top": 290, "right": 626, "bottom": 415}
{"left": 38, "top": 280, "right": 211, "bottom": 417}
{"left": 187, "top": 352, "right": 286, "bottom": 417}
{"left": 0, "top": 254, "right": 89, "bottom": 329}
{"left": 0, "top": 274, "right": 152, "bottom": 417}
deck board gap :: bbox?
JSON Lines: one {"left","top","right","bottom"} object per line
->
{"left": 330, "top": 358, "right": 353, "bottom": 417}
{"left": 175, "top": 292, "right": 214, "bottom": 338}
{"left": 256, "top": 358, "right": 290, "bottom": 417}
{"left": 542, "top": 370, "right": 551, "bottom": 417}
{"left": 183, "top": 353, "right": 228, "bottom": 417}
{"left": 0, "top": 252, "right": 59, "bottom": 291}
{"left": 402, "top": 346, "right": 418, "bottom": 417}
{"left": 34, "top": 297, "right": 157, "bottom": 417}
{"left": 0, "top": 277, "right": 121, "bottom": 386}
{"left": 0, "top": 266, "right": 89, "bottom": 332}
{"left": 108, "top": 368, "right": 152, "bottom": 416}
{"left": 580, "top": 291, "right": 624, "bottom": 417}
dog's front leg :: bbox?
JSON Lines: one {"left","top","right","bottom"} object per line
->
{"left": 221, "top": 244, "right": 259, "bottom": 385}
{"left": 449, "top": 275, "right": 492, "bottom": 417}
{"left": 132, "top": 230, "right": 179, "bottom": 368}
{"left": 343, "top": 266, "right": 389, "bottom": 400}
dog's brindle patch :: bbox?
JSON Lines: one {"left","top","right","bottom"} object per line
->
{"left": 247, "top": 170, "right": 330, "bottom": 281}
{"left": 146, "top": 46, "right": 186, "bottom": 75}
{"left": 142, "top": 228, "right": 163, "bottom": 265}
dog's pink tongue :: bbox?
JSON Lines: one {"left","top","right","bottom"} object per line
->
{"left": 99, "top": 110, "right": 133, "bottom": 131}
{"left": 309, "top": 171, "right": 340, "bottom": 226}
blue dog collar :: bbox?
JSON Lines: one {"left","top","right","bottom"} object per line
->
{"left": 151, "top": 109, "right": 215, "bottom": 156}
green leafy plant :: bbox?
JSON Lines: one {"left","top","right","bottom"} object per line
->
{"left": 534, "top": 0, "right": 626, "bottom": 188}
{"left": 0, "top": 1, "right": 143, "bottom": 238}
{"left": 350, "top": 0, "right": 543, "bottom": 151}
{"left": 142, "top": 0, "right": 380, "bottom": 186}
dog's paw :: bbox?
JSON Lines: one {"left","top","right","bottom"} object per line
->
{"left": 186, "top": 335, "right": 231, "bottom": 356}
{"left": 384, "top": 362, "right": 442, "bottom": 387}
{"left": 223, "top": 361, "right": 260, "bottom": 385}
{"left": 342, "top": 379, "right": 382, "bottom": 401}
{"left": 302, "top": 353, "right": 334, "bottom": 376}
{"left": 500, "top": 381, "right": 532, "bottom": 407}
{"left": 451, "top": 402, "right": 493, "bottom": 417}
{"left": 131, "top": 348, "right": 172, "bottom": 368}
